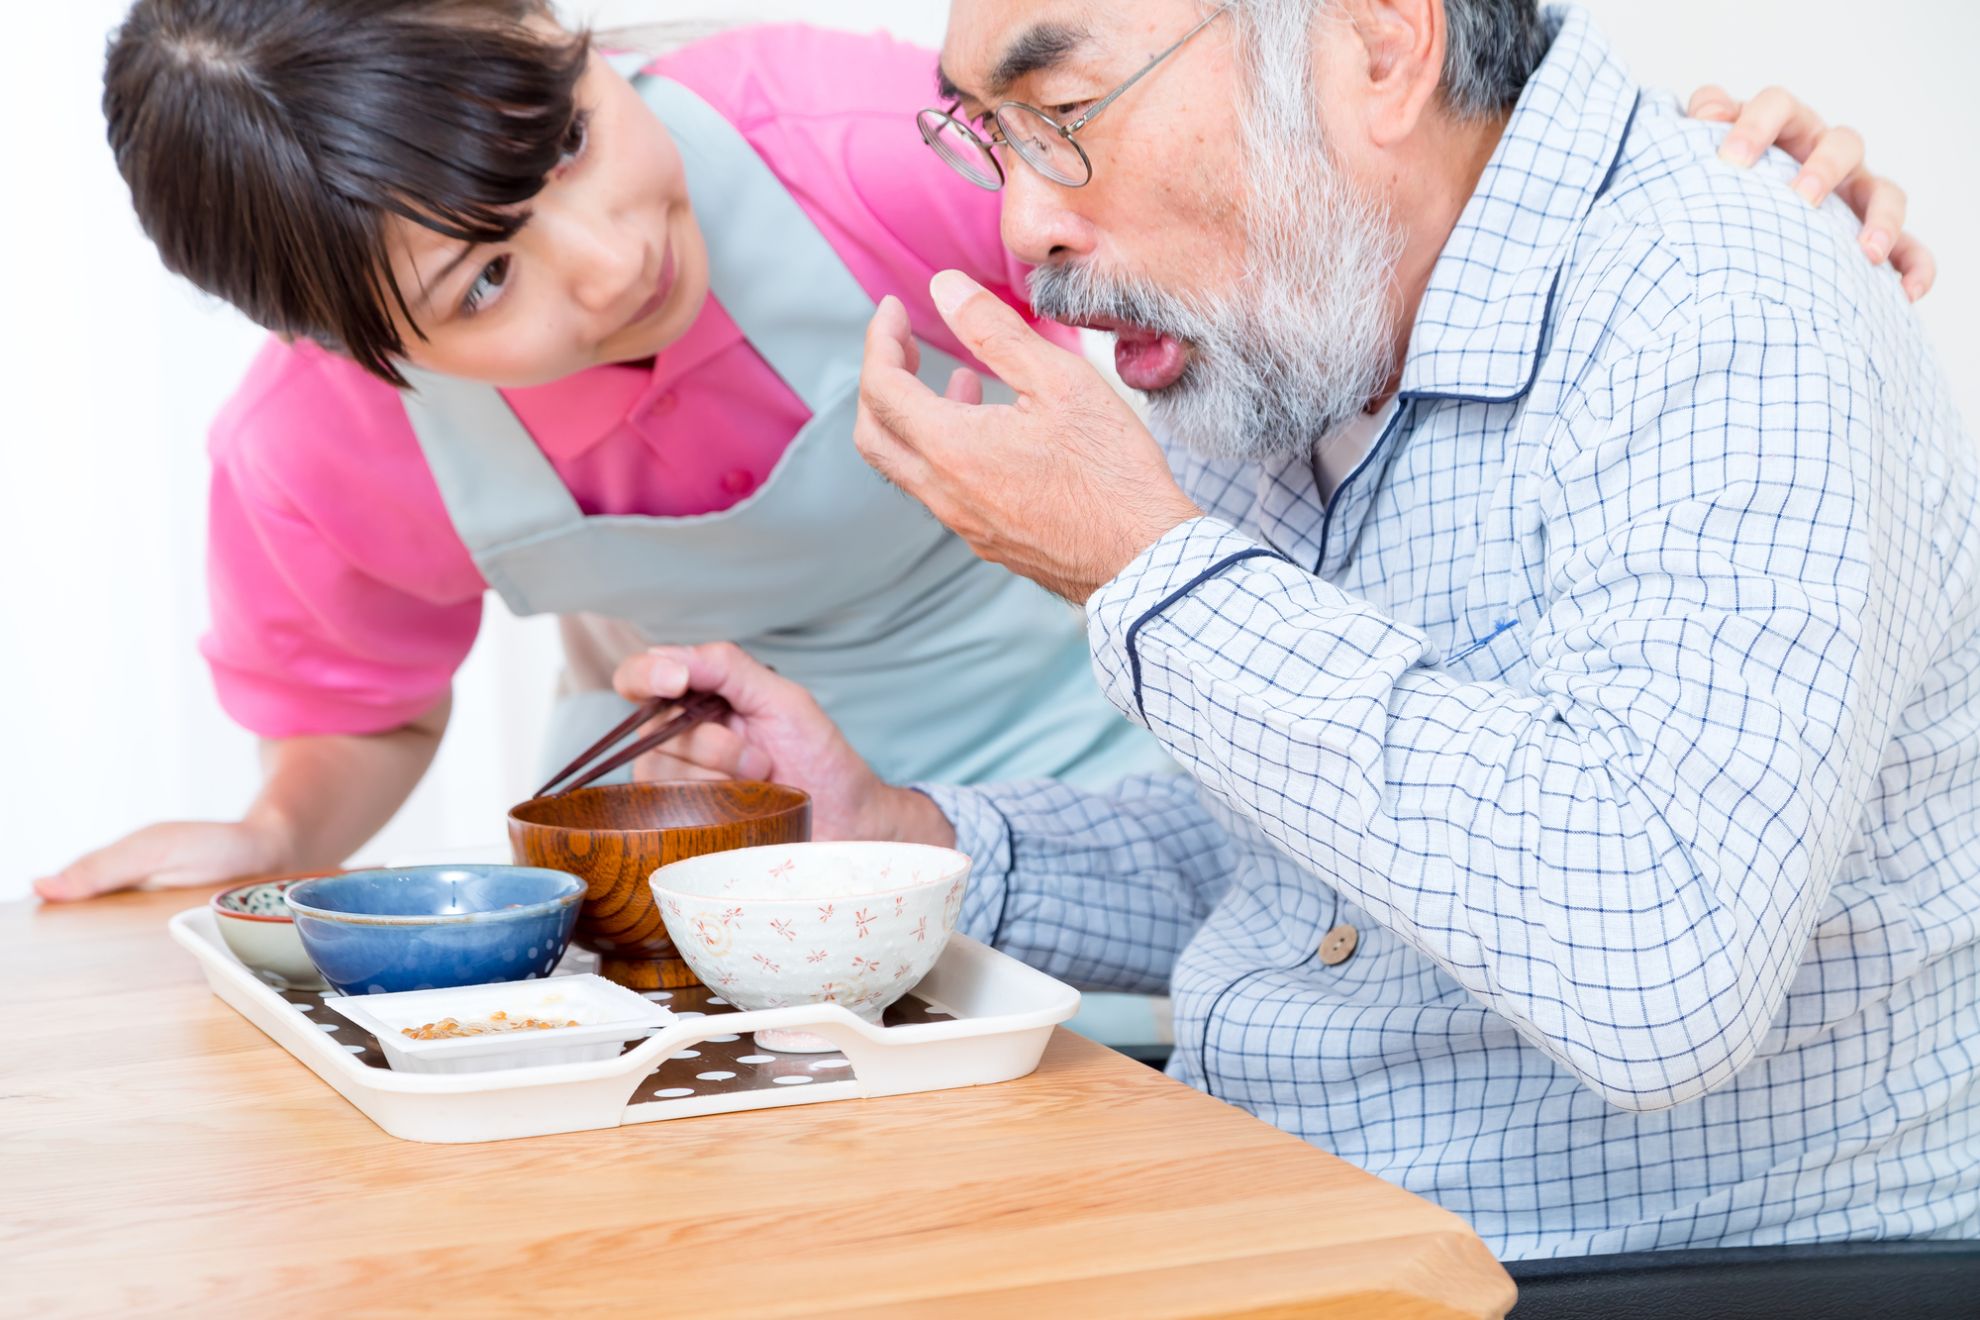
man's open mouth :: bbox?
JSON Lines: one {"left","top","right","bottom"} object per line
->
{"left": 1072, "top": 315, "right": 1192, "bottom": 393}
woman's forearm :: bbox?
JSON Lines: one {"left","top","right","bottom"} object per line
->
{"left": 248, "top": 694, "right": 452, "bottom": 870}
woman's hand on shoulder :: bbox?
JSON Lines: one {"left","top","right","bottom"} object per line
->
{"left": 1688, "top": 83, "right": 1935, "bottom": 300}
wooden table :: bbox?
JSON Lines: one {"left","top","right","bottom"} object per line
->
{"left": 3, "top": 888, "right": 1515, "bottom": 1317}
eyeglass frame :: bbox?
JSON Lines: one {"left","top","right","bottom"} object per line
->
{"left": 917, "top": 3, "right": 1232, "bottom": 191}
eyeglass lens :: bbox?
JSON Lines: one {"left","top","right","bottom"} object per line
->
{"left": 917, "top": 109, "right": 1002, "bottom": 189}
{"left": 993, "top": 105, "right": 1092, "bottom": 187}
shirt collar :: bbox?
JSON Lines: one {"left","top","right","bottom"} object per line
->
{"left": 1396, "top": 5, "right": 1639, "bottom": 402}
{"left": 502, "top": 293, "right": 747, "bottom": 464}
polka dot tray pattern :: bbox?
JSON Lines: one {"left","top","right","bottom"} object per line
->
{"left": 170, "top": 904, "right": 1080, "bottom": 1143}
{"left": 279, "top": 947, "right": 957, "bottom": 1103}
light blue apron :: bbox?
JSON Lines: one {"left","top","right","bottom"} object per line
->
{"left": 399, "top": 73, "right": 1169, "bottom": 793}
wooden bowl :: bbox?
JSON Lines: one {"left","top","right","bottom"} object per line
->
{"left": 506, "top": 782, "right": 811, "bottom": 990}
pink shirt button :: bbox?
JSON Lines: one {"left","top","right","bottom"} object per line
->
{"left": 721, "top": 469, "right": 757, "bottom": 497}
{"left": 643, "top": 391, "right": 678, "bottom": 422}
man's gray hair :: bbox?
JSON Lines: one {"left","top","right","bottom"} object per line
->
{"left": 1229, "top": 0, "right": 1548, "bottom": 119}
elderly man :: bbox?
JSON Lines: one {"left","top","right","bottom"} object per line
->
{"left": 621, "top": 0, "right": 1978, "bottom": 1257}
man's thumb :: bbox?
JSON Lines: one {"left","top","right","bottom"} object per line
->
{"left": 930, "top": 270, "right": 1052, "bottom": 391}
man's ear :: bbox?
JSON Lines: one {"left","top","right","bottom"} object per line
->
{"left": 1338, "top": 0, "right": 1447, "bottom": 148}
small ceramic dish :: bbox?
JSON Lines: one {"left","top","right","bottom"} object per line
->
{"left": 210, "top": 878, "right": 326, "bottom": 991}
{"left": 285, "top": 866, "right": 585, "bottom": 996}
{"left": 321, "top": 974, "right": 674, "bottom": 1074}
{"left": 651, "top": 841, "right": 970, "bottom": 1053}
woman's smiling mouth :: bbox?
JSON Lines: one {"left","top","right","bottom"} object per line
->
{"left": 622, "top": 240, "right": 679, "bottom": 333}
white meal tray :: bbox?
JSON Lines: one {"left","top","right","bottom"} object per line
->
{"left": 169, "top": 906, "right": 1080, "bottom": 1144}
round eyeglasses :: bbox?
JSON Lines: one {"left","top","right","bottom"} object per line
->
{"left": 917, "top": 102, "right": 1095, "bottom": 190}
{"left": 917, "top": 5, "right": 1229, "bottom": 192}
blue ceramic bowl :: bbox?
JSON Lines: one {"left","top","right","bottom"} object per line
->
{"left": 284, "top": 866, "right": 585, "bottom": 996}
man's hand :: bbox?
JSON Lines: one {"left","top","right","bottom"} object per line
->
{"left": 855, "top": 271, "right": 1202, "bottom": 604}
{"left": 1688, "top": 83, "right": 1935, "bottom": 300}
{"left": 613, "top": 643, "right": 955, "bottom": 848}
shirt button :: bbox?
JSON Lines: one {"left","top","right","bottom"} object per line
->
{"left": 720, "top": 469, "right": 757, "bottom": 497}
{"left": 643, "top": 391, "right": 677, "bottom": 422}
{"left": 1318, "top": 924, "right": 1359, "bottom": 966}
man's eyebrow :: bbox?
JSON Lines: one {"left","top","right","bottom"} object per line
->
{"left": 937, "top": 21, "right": 1091, "bottom": 105}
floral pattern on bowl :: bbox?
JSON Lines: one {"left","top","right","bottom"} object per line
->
{"left": 210, "top": 878, "right": 326, "bottom": 991}
{"left": 219, "top": 882, "right": 297, "bottom": 917}
{"left": 651, "top": 842, "right": 970, "bottom": 1053}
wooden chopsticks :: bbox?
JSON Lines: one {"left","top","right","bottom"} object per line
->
{"left": 532, "top": 692, "right": 733, "bottom": 799}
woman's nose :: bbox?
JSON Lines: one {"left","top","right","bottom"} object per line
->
{"left": 997, "top": 166, "right": 1100, "bottom": 268}
{"left": 546, "top": 207, "right": 645, "bottom": 317}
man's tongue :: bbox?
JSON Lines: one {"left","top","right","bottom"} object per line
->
{"left": 1113, "top": 328, "right": 1189, "bottom": 392}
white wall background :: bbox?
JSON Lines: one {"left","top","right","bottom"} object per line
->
{"left": 2, "top": 2, "right": 1974, "bottom": 899}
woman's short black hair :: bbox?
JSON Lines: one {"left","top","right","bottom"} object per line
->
{"left": 103, "top": 0, "right": 590, "bottom": 386}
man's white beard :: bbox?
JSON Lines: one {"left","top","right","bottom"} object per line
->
{"left": 1028, "top": 70, "right": 1403, "bottom": 465}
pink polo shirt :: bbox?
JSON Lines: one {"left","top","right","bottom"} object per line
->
{"left": 203, "top": 24, "right": 1056, "bottom": 738}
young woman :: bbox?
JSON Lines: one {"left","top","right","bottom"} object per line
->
{"left": 36, "top": 0, "right": 1926, "bottom": 900}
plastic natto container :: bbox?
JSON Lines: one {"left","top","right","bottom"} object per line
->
{"left": 322, "top": 975, "right": 674, "bottom": 1074}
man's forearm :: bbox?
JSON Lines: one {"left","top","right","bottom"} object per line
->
{"left": 919, "top": 773, "right": 1233, "bottom": 997}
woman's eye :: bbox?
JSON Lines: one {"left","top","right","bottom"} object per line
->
{"left": 557, "top": 110, "right": 591, "bottom": 171}
{"left": 461, "top": 255, "right": 511, "bottom": 316}
{"left": 1049, "top": 101, "right": 1093, "bottom": 120}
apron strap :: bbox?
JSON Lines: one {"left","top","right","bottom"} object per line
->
{"left": 638, "top": 77, "right": 880, "bottom": 413}
{"left": 400, "top": 367, "right": 585, "bottom": 552}
{"left": 604, "top": 49, "right": 649, "bottom": 79}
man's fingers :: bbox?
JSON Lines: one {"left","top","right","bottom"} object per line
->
{"left": 633, "top": 721, "right": 770, "bottom": 782}
{"left": 669, "top": 721, "right": 772, "bottom": 782}
{"left": 945, "top": 366, "right": 985, "bottom": 405}
{"left": 930, "top": 269, "right": 1066, "bottom": 393}
{"left": 853, "top": 336, "right": 945, "bottom": 501}
{"left": 858, "top": 286, "right": 1008, "bottom": 475}
{"left": 634, "top": 643, "right": 795, "bottom": 727}
{"left": 859, "top": 297, "right": 951, "bottom": 444}
{"left": 858, "top": 371, "right": 978, "bottom": 488}
{"left": 865, "top": 294, "right": 918, "bottom": 377}
{"left": 859, "top": 326, "right": 986, "bottom": 466}
{"left": 854, "top": 400, "right": 940, "bottom": 495}
{"left": 631, "top": 748, "right": 732, "bottom": 783}
{"left": 614, "top": 650, "right": 689, "bottom": 703}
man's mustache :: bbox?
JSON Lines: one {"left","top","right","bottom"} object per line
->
{"left": 1026, "top": 261, "right": 1203, "bottom": 344}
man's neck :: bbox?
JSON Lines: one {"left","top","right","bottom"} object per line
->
{"left": 1374, "top": 107, "right": 1512, "bottom": 403}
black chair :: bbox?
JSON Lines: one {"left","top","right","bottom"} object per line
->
{"left": 1506, "top": 1241, "right": 1980, "bottom": 1319}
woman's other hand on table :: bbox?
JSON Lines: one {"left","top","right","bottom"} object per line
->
{"left": 613, "top": 643, "right": 955, "bottom": 848}
{"left": 1689, "top": 83, "right": 1936, "bottom": 300}
{"left": 33, "top": 817, "right": 292, "bottom": 903}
